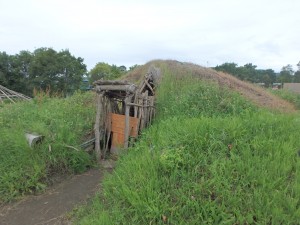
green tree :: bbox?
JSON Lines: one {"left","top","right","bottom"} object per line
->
{"left": 294, "top": 71, "right": 300, "bottom": 82}
{"left": 129, "top": 64, "right": 139, "bottom": 71}
{"left": 0, "top": 52, "right": 12, "bottom": 87}
{"left": 215, "top": 62, "right": 280, "bottom": 86}
{"left": 29, "top": 48, "right": 86, "bottom": 94}
{"left": 238, "top": 63, "right": 258, "bottom": 82}
{"left": 215, "top": 62, "right": 238, "bottom": 76}
{"left": 294, "top": 61, "right": 300, "bottom": 83}
{"left": 110, "top": 64, "right": 122, "bottom": 79}
{"left": 260, "top": 69, "right": 276, "bottom": 87}
{"left": 10, "top": 51, "right": 33, "bottom": 95}
{"left": 89, "top": 62, "right": 125, "bottom": 83}
{"left": 89, "top": 62, "right": 112, "bottom": 83}
{"left": 118, "top": 65, "right": 127, "bottom": 72}
{"left": 278, "top": 64, "right": 294, "bottom": 83}
{"left": 56, "top": 50, "right": 86, "bottom": 93}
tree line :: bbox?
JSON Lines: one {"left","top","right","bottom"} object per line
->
{"left": 2, "top": 47, "right": 299, "bottom": 96}
{"left": 214, "top": 62, "right": 300, "bottom": 87}
{"left": 0, "top": 48, "right": 130, "bottom": 96}
{"left": 0, "top": 48, "right": 88, "bottom": 96}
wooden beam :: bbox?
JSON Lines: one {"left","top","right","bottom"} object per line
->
{"left": 95, "top": 84, "right": 137, "bottom": 93}
{"left": 93, "top": 80, "right": 130, "bottom": 86}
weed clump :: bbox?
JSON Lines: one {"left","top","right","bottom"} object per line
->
{"left": 0, "top": 91, "right": 95, "bottom": 202}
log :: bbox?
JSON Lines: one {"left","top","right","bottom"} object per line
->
{"left": 133, "top": 92, "right": 139, "bottom": 117}
{"left": 104, "top": 99, "right": 112, "bottom": 158}
{"left": 94, "top": 93, "right": 103, "bottom": 162}
{"left": 95, "top": 84, "right": 137, "bottom": 93}
{"left": 124, "top": 96, "right": 131, "bottom": 149}
{"left": 93, "top": 80, "right": 129, "bottom": 86}
{"left": 140, "top": 94, "right": 145, "bottom": 131}
{"left": 144, "top": 90, "right": 149, "bottom": 127}
{"left": 137, "top": 96, "right": 143, "bottom": 133}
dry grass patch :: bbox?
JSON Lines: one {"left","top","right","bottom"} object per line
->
{"left": 124, "top": 60, "right": 296, "bottom": 113}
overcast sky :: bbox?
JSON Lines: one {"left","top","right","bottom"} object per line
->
{"left": 0, "top": 0, "right": 299, "bottom": 71}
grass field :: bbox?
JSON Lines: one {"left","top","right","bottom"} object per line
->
{"left": 270, "top": 88, "right": 300, "bottom": 109}
{"left": 75, "top": 64, "right": 300, "bottom": 224}
{"left": 0, "top": 91, "right": 96, "bottom": 202}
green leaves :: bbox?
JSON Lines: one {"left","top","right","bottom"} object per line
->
{"left": 88, "top": 62, "right": 126, "bottom": 83}
{"left": 0, "top": 48, "right": 87, "bottom": 96}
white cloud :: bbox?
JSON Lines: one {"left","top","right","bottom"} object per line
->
{"left": 0, "top": 0, "right": 299, "bottom": 71}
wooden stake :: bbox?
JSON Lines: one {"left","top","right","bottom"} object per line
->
{"left": 94, "top": 93, "right": 103, "bottom": 162}
{"left": 124, "top": 96, "right": 131, "bottom": 149}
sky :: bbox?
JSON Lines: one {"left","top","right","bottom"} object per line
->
{"left": 0, "top": 0, "right": 299, "bottom": 71}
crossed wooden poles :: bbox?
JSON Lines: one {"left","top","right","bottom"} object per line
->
{"left": 93, "top": 67, "right": 160, "bottom": 161}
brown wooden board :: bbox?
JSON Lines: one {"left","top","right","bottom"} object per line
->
{"left": 110, "top": 113, "right": 139, "bottom": 149}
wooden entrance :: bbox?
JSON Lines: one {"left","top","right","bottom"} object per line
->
{"left": 93, "top": 66, "right": 160, "bottom": 161}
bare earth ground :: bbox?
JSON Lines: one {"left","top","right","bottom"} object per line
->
{"left": 0, "top": 168, "right": 110, "bottom": 225}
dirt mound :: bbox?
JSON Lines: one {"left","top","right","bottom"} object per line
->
{"left": 125, "top": 60, "right": 296, "bottom": 113}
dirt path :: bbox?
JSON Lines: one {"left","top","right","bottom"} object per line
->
{"left": 0, "top": 168, "right": 109, "bottom": 225}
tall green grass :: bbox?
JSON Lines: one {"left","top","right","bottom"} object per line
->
{"left": 270, "top": 88, "right": 300, "bottom": 109}
{"left": 75, "top": 64, "right": 300, "bottom": 224}
{"left": 0, "top": 92, "right": 95, "bottom": 202}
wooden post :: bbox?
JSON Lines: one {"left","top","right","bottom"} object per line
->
{"left": 124, "top": 96, "right": 131, "bottom": 149}
{"left": 104, "top": 99, "right": 112, "bottom": 156}
{"left": 94, "top": 93, "right": 103, "bottom": 162}
{"left": 144, "top": 90, "right": 149, "bottom": 128}
{"left": 133, "top": 92, "right": 139, "bottom": 117}
{"left": 140, "top": 92, "right": 145, "bottom": 131}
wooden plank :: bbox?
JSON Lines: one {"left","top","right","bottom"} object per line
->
{"left": 111, "top": 113, "right": 139, "bottom": 136}
{"left": 110, "top": 113, "right": 139, "bottom": 152}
